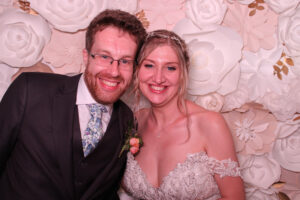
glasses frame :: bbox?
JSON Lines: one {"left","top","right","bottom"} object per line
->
{"left": 89, "top": 53, "right": 135, "bottom": 67}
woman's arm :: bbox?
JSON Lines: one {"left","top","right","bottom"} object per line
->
{"left": 204, "top": 111, "right": 245, "bottom": 200}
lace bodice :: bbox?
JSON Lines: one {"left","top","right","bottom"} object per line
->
{"left": 123, "top": 151, "right": 241, "bottom": 200}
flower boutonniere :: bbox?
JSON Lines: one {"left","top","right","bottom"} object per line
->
{"left": 119, "top": 121, "right": 143, "bottom": 157}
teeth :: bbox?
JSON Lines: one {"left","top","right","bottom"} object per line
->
{"left": 103, "top": 80, "right": 117, "bottom": 87}
{"left": 151, "top": 85, "right": 164, "bottom": 91}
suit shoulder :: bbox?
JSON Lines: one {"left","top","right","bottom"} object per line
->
{"left": 116, "top": 100, "right": 133, "bottom": 115}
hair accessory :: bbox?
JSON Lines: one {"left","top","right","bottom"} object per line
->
{"left": 146, "top": 31, "right": 184, "bottom": 49}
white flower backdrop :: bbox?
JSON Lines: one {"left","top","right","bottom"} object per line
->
{"left": 1, "top": 0, "right": 300, "bottom": 199}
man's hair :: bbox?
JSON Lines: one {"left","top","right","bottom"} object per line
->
{"left": 85, "top": 9, "right": 146, "bottom": 54}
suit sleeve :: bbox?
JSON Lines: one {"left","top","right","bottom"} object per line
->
{"left": 0, "top": 73, "right": 27, "bottom": 173}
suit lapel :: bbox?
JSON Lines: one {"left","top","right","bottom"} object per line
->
{"left": 52, "top": 74, "right": 81, "bottom": 198}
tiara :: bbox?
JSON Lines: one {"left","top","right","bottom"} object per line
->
{"left": 145, "top": 32, "right": 184, "bottom": 49}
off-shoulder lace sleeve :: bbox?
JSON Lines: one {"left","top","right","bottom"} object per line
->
{"left": 205, "top": 156, "right": 241, "bottom": 178}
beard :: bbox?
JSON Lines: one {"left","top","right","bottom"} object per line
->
{"left": 84, "top": 69, "right": 130, "bottom": 105}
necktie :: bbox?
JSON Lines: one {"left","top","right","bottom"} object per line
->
{"left": 82, "top": 104, "right": 108, "bottom": 157}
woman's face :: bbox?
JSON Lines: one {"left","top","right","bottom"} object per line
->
{"left": 138, "top": 45, "right": 181, "bottom": 107}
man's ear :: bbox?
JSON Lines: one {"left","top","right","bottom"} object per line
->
{"left": 83, "top": 49, "right": 89, "bottom": 66}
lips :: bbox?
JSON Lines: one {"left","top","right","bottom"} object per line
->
{"left": 100, "top": 79, "right": 119, "bottom": 90}
{"left": 149, "top": 84, "right": 166, "bottom": 93}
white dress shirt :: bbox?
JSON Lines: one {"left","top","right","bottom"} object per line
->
{"left": 76, "top": 74, "right": 112, "bottom": 139}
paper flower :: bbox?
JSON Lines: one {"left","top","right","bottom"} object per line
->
{"left": 188, "top": 92, "right": 224, "bottom": 112}
{"left": 0, "top": 63, "right": 18, "bottom": 101}
{"left": 106, "top": 0, "right": 138, "bottom": 14}
{"left": 223, "top": 108, "right": 277, "bottom": 155}
{"left": 278, "top": 7, "right": 300, "bottom": 58}
{"left": 239, "top": 46, "right": 296, "bottom": 102}
{"left": 272, "top": 116, "right": 300, "bottom": 172}
{"left": 245, "top": 186, "right": 278, "bottom": 200}
{"left": 42, "top": 29, "right": 85, "bottom": 74}
{"left": 222, "top": 79, "right": 250, "bottom": 112}
{"left": 223, "top": 1, "right": 278, "bottom": 52}
{"left": 0, "top": 0, "right": 12, "bottom": 6}
{"left": 226, "top": 0, "right": 255, "bottom": 4}
{"left": 139, "top": 0, "right": 185, "bottom": 31}
{"left": 28, "top": 0, "right": 107, "bottom": 32}
{"left": 238, "top": 153, "right": 281, "bottom": 189}
{"left": 265, "top": 0, "right": 300, "bottom": 15}
{"left": 185, "top": 0, "right": 227, "bottom": 32}
{"left": 261, "top": 92, "right": 298, "bottom": 121}
{"left": 0, "top": 8, "right": 51, "bottom": 67}
{"left": 174, "top": 20, "right": 243, "bottom": 96}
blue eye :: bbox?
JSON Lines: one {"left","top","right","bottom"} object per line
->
{"left": 167, "top": 66, "right": 176, "bottom": 71}
{"left": 100, "top": 54, "right": 109, "bottom": 59}
{"left": 120, "top": 59, "right": 129, "bottom": 64}
{"left": 144, "top": 64, "right": 153, "bottom": 68}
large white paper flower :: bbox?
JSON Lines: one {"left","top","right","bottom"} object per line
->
{"left": 0, "top": 63, "right": 18, "bottom": 101}
{"left": 226, "top": 0, "right": 255, "bottom": 4}
{"left": 28, "top": 0, "right": 107, "bottom": 32}
{"left": 107, "top": 0, "right": 138, "bottom": 14}
{"left": 272, "top": 117, "right": 300, "bottom": 172}
{"left": 188, "top": 92, "right": 224, "bottom": 112}
{"left": 223, "top": 108, "right": 277, "bottom": 155}
{"left": 265, "top": 0, "right": 299, "bottom": 15}
{"left": 245, "top": 187, "right": 278, "bottom": 200}
{"left": 278, "top": 7, "right": 300, "bottom": 58}
{"left": 174, "top": 21, "right": 243, "bottom": 96}
{"left": 0, "top": 0, "right": 12, "bottom": 6}
{"left": 185, "top": 0, "right": 227, "bottom": 32}
{"left": 222, "top": 79, "right": 249, "bottom": 112}
{"left": 240, "top": 47, "right": 296, "bottom": 102}
{"left": 0, "top": 8, "right": 51, "bottom": 67}
{"left": 238, "top": 153, "right": 281, "bottom": 189}
{"left": 262, "top": 92, "right": 298, "bottom": 121}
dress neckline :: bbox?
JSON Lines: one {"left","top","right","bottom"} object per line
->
{"left": 127, "top": 151, "right": 208, "bottom": 189}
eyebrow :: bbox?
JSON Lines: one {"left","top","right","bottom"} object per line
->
{"left": 92, "top": 49, "right": 134, "bottom": 59}
{"left": 143, "top": 58, "right": 179, "bottom": 65}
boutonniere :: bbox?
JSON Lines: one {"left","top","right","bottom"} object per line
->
{"left": 119, "top": 121, "right": 143, "bottom": 157}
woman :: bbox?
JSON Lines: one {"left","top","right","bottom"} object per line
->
{"left": 122, "top": 30, "right": 245, "bottom": 200}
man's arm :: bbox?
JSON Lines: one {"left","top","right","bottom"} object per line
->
{"left": 0, "top": 73, "right": 27, "bottom": 173}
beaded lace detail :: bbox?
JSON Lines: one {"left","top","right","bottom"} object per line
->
{"left": 123, "top": 151, "right": 241, "bottom": 200}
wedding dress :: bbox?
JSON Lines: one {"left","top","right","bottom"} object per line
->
{"left": 122, "top": 151, "right": 241, "bottom": 200}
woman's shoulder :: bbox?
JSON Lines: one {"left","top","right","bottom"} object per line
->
{"left": 186, "top": 100, "right": 228, "bottom": 135}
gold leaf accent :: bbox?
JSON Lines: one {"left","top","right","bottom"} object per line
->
{"left": 248, "top": 3, "right": 257, "bottom": 8}
{"left": 282, "top": 65, "right": 289, "bottom": 75}
{"left": 285, "top": 58, "right": 294, "bottom": 66}
{"left": 277, "top": 60, "right": 283, "bottom": 66}
{"left": 257, "top": 5, "right": 265, "bottom": 10}
{"left": 135, "top": 10, "right": 150, "bottom": 29}
{"left": 293, "top": 116, "right": 300, "bottom": 121}
{"left": 273, "top": 65, "right": 281, "bottom": 73}
{"left": 277, "top": 192, "right": 291, "bottom": 200}
{"left": 249, "top": 9, "right": 256, "bottom": 16}
{"left": 282, "top": 52, "right": 286, "bottom": 57}
{"left": 18, "top": 0, "right": 38, "bottom": 15}
{"left": 272, "top": 181, "right": 286, "bottom": 189}
{"left": 277, "top": 72, "right": 282, "bottom": 80}
{"left": 256, "top": 0, "right": 265, "bottom": 3}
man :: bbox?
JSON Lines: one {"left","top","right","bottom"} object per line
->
{"left": 0, "top": 9, "right": 146, "bottom": 200}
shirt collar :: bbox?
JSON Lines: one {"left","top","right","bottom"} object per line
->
{"left": 76, "top": 74, "right": 113, "bottom": 113}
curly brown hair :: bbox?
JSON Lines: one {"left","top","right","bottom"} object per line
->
{"left": 85, "top": 9, "right": 146, "bottom": 68}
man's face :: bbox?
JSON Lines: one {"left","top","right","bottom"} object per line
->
{"left": 83, "top": 26, "right": 137, "bottom": 104}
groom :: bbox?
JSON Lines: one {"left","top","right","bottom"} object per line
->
{"left": 0, "top": 9, "right": 146, "bottom": 200}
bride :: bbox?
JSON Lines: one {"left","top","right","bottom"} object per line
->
{"left": 121, "top": 30, "right": 245, "bottom": 200}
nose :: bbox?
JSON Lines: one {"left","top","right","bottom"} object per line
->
{"left": 108, "top": 60, "right": 120, "bottom": 77}
{"left": 153, "top": 68, "right": 165, "bottom": 84}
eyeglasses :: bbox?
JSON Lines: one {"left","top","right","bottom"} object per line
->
{"left": 89, "top": 53, "right": 135, "bottom": 68}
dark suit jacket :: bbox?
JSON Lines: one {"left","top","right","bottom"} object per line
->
{"left": 0, "top": 72, "right": 132, "bottom": 200}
